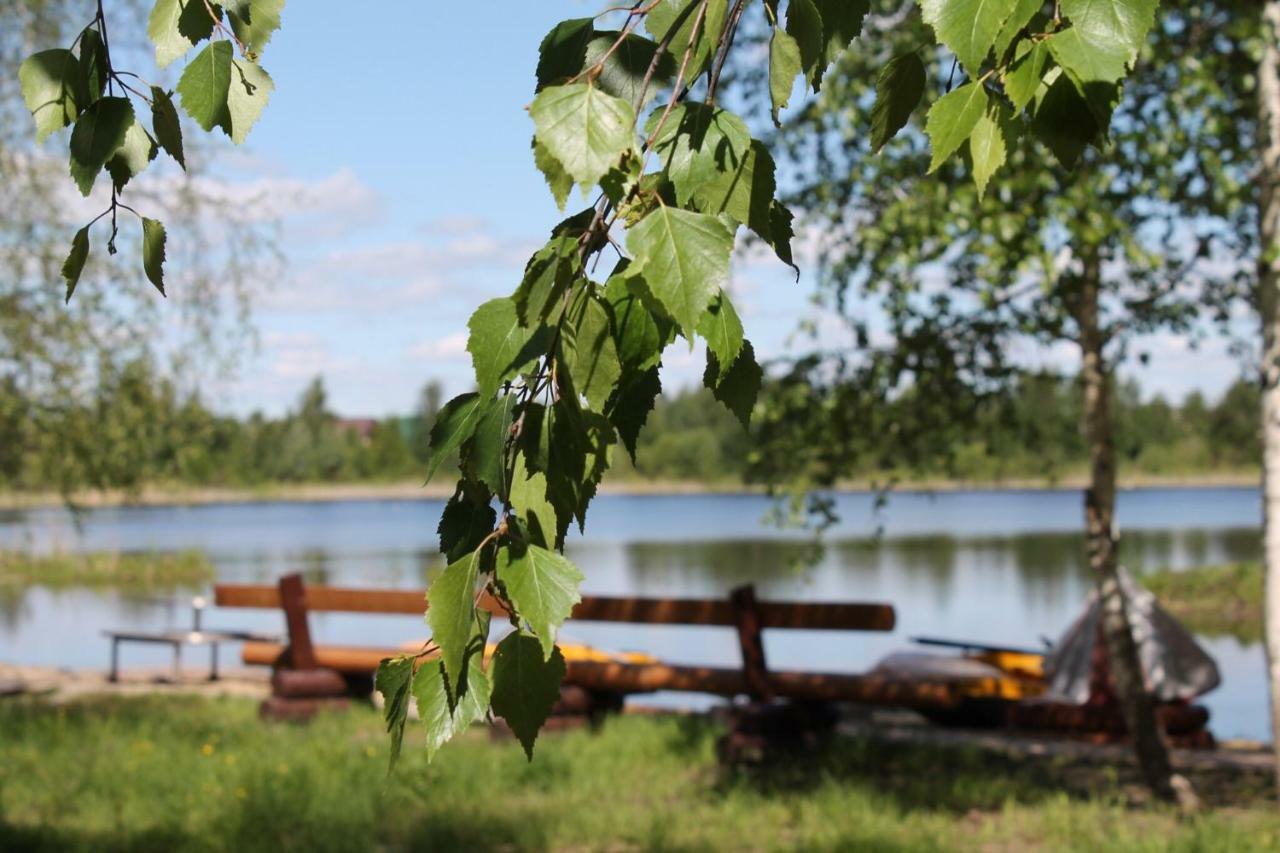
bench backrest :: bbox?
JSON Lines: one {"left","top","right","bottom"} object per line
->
{"left": 213, "top": 581, "right": 895, "bottom": 630}
{"left": 214, "top": 574, "right": 895, "bottom": 700}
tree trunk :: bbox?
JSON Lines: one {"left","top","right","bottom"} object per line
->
{"left": 1077, "top": 254, "right": 1196, "bottom": 809}
{"left": 1258, "top": 0, "right": 1280, "bottom": 803}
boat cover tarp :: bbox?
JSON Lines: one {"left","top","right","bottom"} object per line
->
{"left": 1042, "top": 568, "right": 1221, "bottom": 704}
{"left": 871, "top": 651, "right": 1005, "bottom": 682}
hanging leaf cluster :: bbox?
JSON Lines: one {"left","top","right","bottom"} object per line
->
{"left": 18, "top": 0, "right": 282, "bottom": 300}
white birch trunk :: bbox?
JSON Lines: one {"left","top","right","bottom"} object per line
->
{"left": 1078, "top": 253, "right": 1196, "bottom": 809}
{"left": 1257, "top": 0, "right": 1280, "bottom": 801}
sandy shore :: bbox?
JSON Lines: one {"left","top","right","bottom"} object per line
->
{"left": 0, "top": 472, "right": 1260, "bottom": 511}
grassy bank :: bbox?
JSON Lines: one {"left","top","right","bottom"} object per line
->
{"left": 0, "top": 696, "right": 1277, "bottom": 852}
{"left": 1140, "top": 563, "right": 1262, "bottom": 643}
{"left": 0, "top": 550, "right": 213, "bottom": 590}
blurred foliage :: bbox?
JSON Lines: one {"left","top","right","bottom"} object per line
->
{"left": 0, "top": 363, "right": 1259, "bottom": 493}
{"left": 732, "top": 0, "right": 1257, "bottom": 493}
{"left": 1, "top": 0, "right": 279, "bottom": 499}
{"left": 1139, "top": 562, "right": 1262, "bottom": 643}
{"left": 0, "top": 549, "right": 212, "bottom": 590}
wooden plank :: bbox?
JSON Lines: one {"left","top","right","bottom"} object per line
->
{"left": 215, "top": 583, "right": 895, "bottom": 631}
{"left": 278, "top": 574, "right": 317, "bottom": 670}
{"left": 240, "top": 641, "right": 970, "bottom": 708}
{"left": 730, "top": 584, "right": 772, "bottom": 700}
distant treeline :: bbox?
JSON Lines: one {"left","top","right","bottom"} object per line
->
{"left": 0, "top": 359, "right": 1259, "bottom": 493}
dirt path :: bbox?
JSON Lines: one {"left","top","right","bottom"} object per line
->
{"left": 0, "top": 662, "right": 269, "bottom": 703}
{"left": 837, "top": 709, "right": 1272, "bottom": 772}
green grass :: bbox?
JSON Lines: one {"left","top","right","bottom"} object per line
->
{"left": 1, "top": 696, "right": 1277, "bottom": 852}
{"left": 0, "top": 550, "right": 213, "bottom": 591}
{"left": 1140, "top": 562, "right": 1262, "bottom": 643}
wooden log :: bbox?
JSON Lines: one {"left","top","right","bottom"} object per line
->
{"left": 259, "top": 696, "right": 350, "bottom": 721}
{"left": 215, "top": 583, "right": 896, "bottom": 631}
{"left": 278, "top": 574, "right": 317, "bottom": 670}
{"left": 271, "top": 667, "right": 348, "bottom": 698}
{"left": 242, "top": 642, "right": 970, "bottom": 707}
{"left": 244, "top": 642, "right": 397, "bottom": 674}
{"left": 730, "top": 585, "right": 772, "bottom": 700}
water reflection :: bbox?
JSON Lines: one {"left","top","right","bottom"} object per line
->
{"left": 618, "top": 527, "right": 1259, "bottom": 613}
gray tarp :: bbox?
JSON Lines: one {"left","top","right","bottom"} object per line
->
{"left": 1042, "top": 568, "right": 1221, "bottom": 704}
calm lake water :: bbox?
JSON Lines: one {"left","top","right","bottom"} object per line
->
{"left": 0, "top": 487, "right": 1268, "bottom": 741}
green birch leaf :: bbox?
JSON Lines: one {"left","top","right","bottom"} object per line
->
{"left": 226, "top": 0, "right": 285, "bottom": 55}
{"left": 1047, "top": 28, "right": 1128, "bottom": 86}
{"left": 375, "top": 655, "right": 414, "bottom": 771}
{"left": 69, "top": 97, "right": 134, "bottom": 196}
{"left": 918, "top": 0, "right": 1015, "bottom": 75}
{"left": 509, "top": 455, "right": 560, "bottom": 549}
{"left": 530, "top": 83, "right": 635, "bottom": 195}
{"left": 518, "top": 402, "right": 554, "bottom": 475}
{"left": 489, "top": 632, "right": 566, "bottom": 760}
{"left": 605, "top": 266, "right": 670, "bottom": 371}
{"left": 696, "top": 290, "right": 743, "bottom": 370}
{"left": 79, "top": 29, "right": 109, "bottom": 103}
{"left": 533, "top": 138, "right": 573, "bottom": 211}
{"left": 19, "top": 49, "right": 83, "bottom": 142}
{"left": 465, "top": 394, "right": 516, "bottom": 499}
{"left": 786, "top": 0, "right": 825, "bottom": 86}
{"left": 425, "top": 393, "right": 488, "bottom": 481}
{"left": 141, "top": 218, "right": 167, "bottom": 296}
{"left": 993, "top": 0, "right": 1043, "bottom": 58}
{"left": 535, "top": 18, "right": 594, "bottom": 90}
{"left": 562, "top": 293, "right": 621, "bottom": 412}
{"left": 600, "top": 149, "right": 642, "bottom": 205}
{"left": 413, "top": 657, "right": 491, "bottom": 762}
{"left": 626, "top": 206, "right": 734, "bottom": 337}
{"left": 226, "top": 58, "right": 273, "bottom": 144}
{"left": 1003, "top": 40, "right": 1048, "bottom": 113}
{"left": 107, "top": 119, "right": 157, "bottom": 193}
{"left": 645, "top": 0, "right": 728, "bottom": 78}
{"left": 692, "top": 140, "right": 776, "bottom": 244}
{"left": 768, "top": 201, "right": 797, "bottom": 272}
{"left": 584, "top": 32, "right": 674, "bottom": 106}
{"left": 438, "top": 480, "right": 496, "bottom": 562}
{"left": 704, "top": 339, "right": 762, "bottom": 428}
{"left": 608, "top": 366, "right": 661, "bottom": 462}
{"left": 468, "top": 297, "right": 546, "bottom": 398}
{"left": 426, "top": 550, "right": 484, "bottom": 699}
{"left": 768, "top": 28, "right": 802, "bottom": 126}
{"left": 648, "top": 104, "right": 751, "bottom": 208}
{"left": 1031, "top": 70, "right": 1097, "bottom": 168}
{"left": 498, "top": 542, "right": 585, "bottom": 661}
{"left": 968, "top": 107, "right": 1008, "bottom": 199}
{"left": 1060, "top": 0, "right": 1157, "bottom": 63}
{"left": 925, "top": 82, "right": 988, "bottom": 173}
{"left": 149, "top": 0, "right": 220, "bottom": 69}
{"left": 150, "top": 87, "right": 186, "bottom": 168}
{"left": 813, "top": 0, "right": 870, "bottom": 74}
{"left": 870, "top": 52, "right": 926, "bottom": 152}
{"left": 62, "top": 226, "right": 90, "bottom": 303}
{"left": 514, "top": 226, "right": 585, "bottom": 326}
{"left": 176, "top": 40, "right": 233, "bottom": 132}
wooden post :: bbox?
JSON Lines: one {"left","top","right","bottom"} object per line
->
{"left": 279, "top": 573, "right": 317, "bottom": 670}
{"left": 730, "top": 584, "right": 772, "bottom": 700}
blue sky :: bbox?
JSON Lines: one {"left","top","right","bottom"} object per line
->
{"left": 191, "top": 0, "right": 1248, "bottom": 418}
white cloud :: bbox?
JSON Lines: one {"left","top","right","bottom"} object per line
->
{"left": 408, "top": 331, "right": 468, "bottom": 360}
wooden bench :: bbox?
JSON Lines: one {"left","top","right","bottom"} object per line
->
{"left": 213, "top": 573, "right": 986, "bottom": 720}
